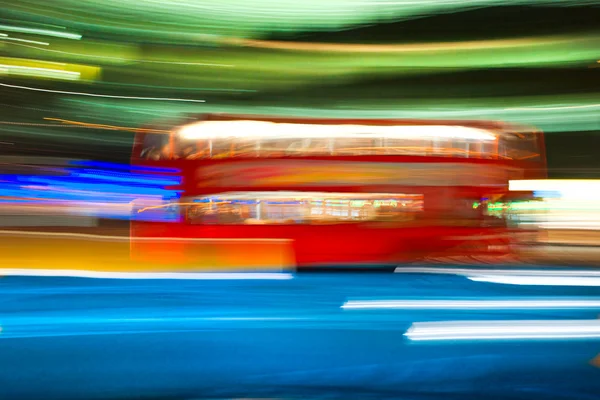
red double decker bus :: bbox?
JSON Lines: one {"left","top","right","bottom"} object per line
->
{"left": 130, "top": 114, "right": 546, "bottom": 269}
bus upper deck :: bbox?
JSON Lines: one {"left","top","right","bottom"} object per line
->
{"left": 133, "top": 114, "right": 545, "bottom": 166}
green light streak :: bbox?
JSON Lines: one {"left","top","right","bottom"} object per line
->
{"left": 0, "top": 125, "right": 132, "bottom": 145}
{"left": 3, "top": 0, "right": 595, "bottom": 39}
{"left": 1, "top": 0, "right": 598, "bottom": 150}
{"left": 3, "top": 31, "right": 599, "bottom": 91}
{"left": 53, "top": 94, "right": 600, "bottom": 134}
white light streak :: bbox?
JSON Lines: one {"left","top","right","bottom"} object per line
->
{"left": 0, "top": 41, "right": 233, "bottom": 67}
{"left": 0, "top": 36, "right": 49, "bottom": 46}
{"left": 537, "top": 221, "right": 600, "bottom": 230}
{"left": 469, "top": 275, "right": 600, "bottom": 287}
{"left": 0, "top": 269, "right": 293, "bottom": 280}
{"left": 509, "top": 179, "right": 600, "bottom": 200}
{"left": 0, "top": 64, "right": 79, "bottom": 80}
{"left": 0, "top": 83, "right": 206, "bottom": 103}
{"left": 178, "top": 120, "right": 496, "bottom": 141}
{"left": 394, "top": 267, "right": 600, "bottom": 277}
{"left": 0, "top": 24, "right": 81, "bottom": 40}
{"left": 341, "top": 299, "right": 600, "bottom": 310}
{"left": 405, "top": 320, "right": 600, "bottom": 341}
{"left": 507, "top": 104, "right": 600, "bottom": 111}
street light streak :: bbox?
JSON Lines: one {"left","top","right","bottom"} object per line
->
{"left": 394, "top": 266, "right": 600, "bottom": 277}
{"left": 468, "top": 275, "right": 600, "bottom": 287}
{"left": 0, "top": 83, "right": 206, "bottom": 103}
{"left": 342, "top": 299, "right": 600, "bottom": 310}
{"left": 0, "top": 36, "right": 49, "bottom": 46}
{"left": 0, "top": 64, "right": 78, "bottom": 76}
{"left": 0, "top": 24, "right": 81, "bottom": 40}
{"left": 405, "top": 320, "right": 600, "bottom": 341}
{"left": 0, "top": 269, "right": 293, "bottom": 280}
{"left": 0, "top": 41, "right": 232, "bottom": 67}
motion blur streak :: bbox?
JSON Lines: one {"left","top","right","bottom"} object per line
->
{"left": 394, "top": 267, "right": 600, "bottom": 276}
{"left": 510, "top": 179, "right": 600, "bottom": 198}
{"left": 0, "top": 24, "right": 82, "bottom": 39}
{"left": 226, "top": 34, "right": 579, "bottom": 53}
{"left": 468, "top": 275, "right": 600, "bottom": 286}
{"left": 405, "top": 320, "right": 600, "bottom": 341}
{"left": 342, "top": 299, "right": 600, "bottom": 310}
{"left": 0, "top": 230, "right": 292, "bottom": 243}
{"left": 1, "top": 271, "right": 599, "bottom": 399}
{"left": 0, "top": 64, "right": 81, "bottom": 81}
{"left": 0, "top": 36, "right": 50, "bottom": 46}
{"left": 0, "top": 269, "right": 294, "bottom": 280}
{"left": 2, "top": 1, "right": 600, "bottom": 398}
{"left": 0, "top": 158, "right": 180, "bottom": 220}
{"left": 45, "top": 117, "right": 169, "bottom": 133}
{"left": 0, "top": 83, "right": 207, "bottom": 103}
{"left": 178, "top": 120, "right": 496, "bottom": 140}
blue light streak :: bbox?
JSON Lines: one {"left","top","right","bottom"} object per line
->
{"left": 0, "top": 161, "right": 182, "bottom": 221}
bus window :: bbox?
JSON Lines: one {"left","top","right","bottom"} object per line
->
{"left": 468, "top": 140, "right": 497, "bottom": 159}
{"left": 431, "top": 137, "right": 452, "bottom": 157}
{"left": 258, "top": 138, "right": 296, "bottom": 157}
{"left": 173, "top": 136, "right": 211, "bottom": 159}
{"left": 211, "top": 138, "right": 235, "bottom": 159}
{"left": 285, "top": 138, "right": 331, "bottom": 156}
{"left": 212, "top": 137, "right": 259, "bottom": 158}
{"left": 384, "top": 138, "right": 429, "bottom": 156}
{"left": 183, "top": 192, "right": 424, "bottom": 225}
{"left": 334, "top": 137, "right": 385, "bottom": 155}
{"left": 140, "top": 133, "right": 171, "bottom": 160}
{"left": 501, "top": 133, "right": 540, "bottom": 161}
{"left": 233, "top": 138, "right": 260, "bottom": 157}
{"left": 446, "top": 138, "right": 470, "bottom": 157}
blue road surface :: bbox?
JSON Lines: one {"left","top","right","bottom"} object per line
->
{"left": 0, "top": 268, "right": 599, "bottom": 399}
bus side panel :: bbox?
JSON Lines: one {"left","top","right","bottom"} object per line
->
{"left": 130, "top": 221, "right": 512, "bottom": 268}
{"left": 130, "top": 221, "right": 295, "bottom": 270}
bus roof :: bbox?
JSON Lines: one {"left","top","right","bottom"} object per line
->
{"left": 200, "top": 113, "right": 509, "bottom": 129}
{"left": 207, "top": 113, "right": 538, "bottom": 131}
{"left": 173, "top": 114, "right": 538, "bottom": 142}
{"left": 177, "top": 113, "right": 538, "bottom": 137}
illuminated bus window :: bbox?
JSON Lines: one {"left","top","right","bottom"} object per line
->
{"left": 175, "top": 137, "right": 259, "bottom": 159}
{"left": 447, "top": 138, "right": 470, "bottom": 157}
{"left": 183, "top": 192, "right": 424, "bottom": 225}
{"left": 482, "top": 141, "right": 498, "bottom": 159}
{"left": 432, "top": 137, "right": 488, "bottom": 158}
{"left": 140, "top": 133, "right": 171, "bottom": 160}
{"left": 285, "top": 138, "right": 332, "bottom": 155}
{"left": 383, "top": 138, "right": 429, "bottom": 156}
{"left": 210, "top": 138, "right": 236, "bottom": 159}
{"left": 468, "top": 140, "right": 497, "bottom": 159}
{"left": 258, "top": 138, "right": 297, "bottom": 157}
{"left": 175, "top": 138, "right": 204, "bottom": 159}
{"left": 501, "top": 133, "right": 540, "bottom": 161}
{"left": 431, "top": 137, "right": 452, "bottom": 157}
{"left": 334, "top": 137, "right": 385, "bottom": 155}
{"left": 167, "top": 119, "right": 544, "bottom": 162}
{"left": 263, "top": 199, "right": 306, "bottom": 223}
{"left": 233, "top": 139, "right": 260, "bottom": 157}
